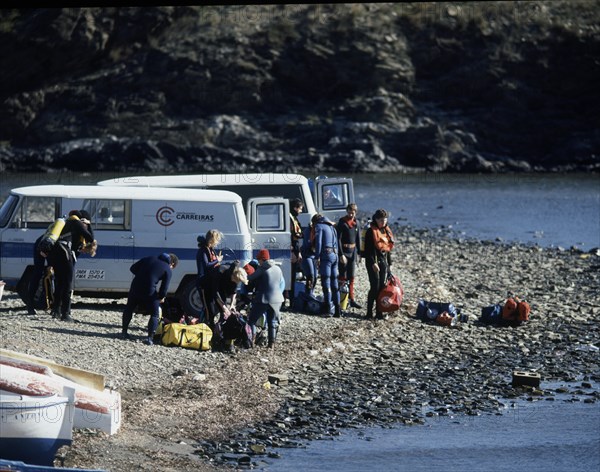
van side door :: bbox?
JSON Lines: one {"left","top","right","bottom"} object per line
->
{"left": 75, "top": 198, "right": 135, "bottom": 291}
{"left": 313, "top": 177, "right": 355, "bottom": 222}
{"left": 246, "top": 197, "right": 292, "bottom": 290}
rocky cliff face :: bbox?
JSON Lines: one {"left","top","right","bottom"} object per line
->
{"left": 0, "top": 3, "right": 598, "bottom": 173}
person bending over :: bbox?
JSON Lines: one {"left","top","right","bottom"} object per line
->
{"left": 121, "top": 253, "right": 179, "bottom": 345}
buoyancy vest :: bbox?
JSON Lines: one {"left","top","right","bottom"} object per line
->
{"left": 371, "top": 223, "right": 394, "bottom": 253}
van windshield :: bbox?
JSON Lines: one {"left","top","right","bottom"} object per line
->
{"left": 0, "top": 194, "right": 18, "bottom": 227}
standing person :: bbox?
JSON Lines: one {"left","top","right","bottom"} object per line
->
{"left": 248, "top": 249, "right": 285, "bottom": 349}
{"left": 337, "top": 203, "right": 362, "bottom": 309}
{"left": 121, "top": 253, "right": 179, "bottom": 345}
{"left": 314, "top": 214, "right": 341, "bottom": 317}
{"left": 287, "top": 198, "right": 304, "bottom": 307}
{"left": 364, "top": 209, "right": 395, "bottom": 320}
{"left": 196, "top": 229, "right": 224, "bottom": 329}
{"left": 300, "top": 214, "right": 319, "bottom": 297}
{"left": 47, "top": 211, "right": 94, "bottom": 322}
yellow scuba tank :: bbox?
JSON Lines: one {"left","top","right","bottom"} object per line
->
{"left": 339, "top": 281, "right": 350, "bottom": 310}
{"left": 45, "top": 217, "right": 66, "bottom": 241}
{"left": 39, "top": 217, "right": 66, "bottom": 254}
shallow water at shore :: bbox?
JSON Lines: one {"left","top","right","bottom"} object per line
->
{"left": 351, "top": 173, "right": 599, "bottom": 249}
{"left": 266, "top": 396, "right": 600, "bottom": 472}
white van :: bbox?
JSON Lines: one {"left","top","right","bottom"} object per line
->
{"left": 97, "top": 173, "right": 355, "bottom": 226}
{"left": 0, "top": 185, "right": 290, "bottom": 314}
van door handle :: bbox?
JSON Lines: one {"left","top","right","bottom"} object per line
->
{"left": 122, "top": 235, "right": 134, "bottom": 239}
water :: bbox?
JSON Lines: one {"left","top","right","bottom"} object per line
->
{"left": 1, "top": 172, "right": 598, "bottom": 249}
{"left": 351, "top": 173, "right": 600, "bottom": 249}
{"left": 265, "top": 398, "right": 600, "bottom": 472}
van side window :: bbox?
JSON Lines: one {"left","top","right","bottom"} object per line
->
{"left": 9, "top": 196, "right": 58, "bottom": 229}
{"left": 83, "top": 199, "right": 130, "bottom": 230}
{"left": 256, "top": 203, "right": 286, "bottom": 232}
{"left": 322, "top": 183, "right": 348, "bottom": 210}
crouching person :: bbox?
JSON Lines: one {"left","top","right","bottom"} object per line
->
{"left": 121, "top": 252, "right": 179, "bottom": 345}
{"left": 248, "top": 249, "right": 284, "bottom": 349}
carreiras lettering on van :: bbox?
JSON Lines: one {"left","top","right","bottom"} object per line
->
{"left": 175, "top": 213, "right": 214, "bottom": 222}
{"left": 155, "top": 206, "right": 215, "bottom": 227}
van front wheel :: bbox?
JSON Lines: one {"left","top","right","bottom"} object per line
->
{"left": 178, "top": 278, "right": 204, "bottom": 318}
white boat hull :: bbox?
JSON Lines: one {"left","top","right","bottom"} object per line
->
{"left": 0, "top": 390, "right": 74, "bottom": 466}
{"left": 0, "top": 362, "right": 121, "bottom": 435}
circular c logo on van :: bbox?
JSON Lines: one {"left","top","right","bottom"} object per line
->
{"left": 156, "top": 206, "right": 175, "bottom": 226}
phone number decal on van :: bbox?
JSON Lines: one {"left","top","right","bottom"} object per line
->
{"left": 75, "top": 269, "right": 106, "bottom": 280}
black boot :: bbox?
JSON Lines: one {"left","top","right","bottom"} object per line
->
{"left": 349, "top": 299, "right": 362, "bottom": 309}
{"left": 334, "top": 306, "right": 342, "bottom": 318}
{"left": 26, "top": 302, "right": 37, "bottom": 316}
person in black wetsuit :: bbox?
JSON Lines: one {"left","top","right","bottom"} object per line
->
{"left": 364, "top": 208, "right": 395, "bottom": 320}
{"left": 121, "top": 253, "right": 179, "bottom": 345}
{"left": 287, "top": 198, "right": 304, "bottom": 307}
{"left": 196, "top": 229, "right": 224, "bottom": 328}
{"left": 337, "top": 203, "right": 362, "bottom": 309}
{"left": 47, "top": 211, "right": 94, "bottom": 322}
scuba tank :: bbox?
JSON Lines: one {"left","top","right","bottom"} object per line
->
{"left": 359, "top": 219, "right": 371, "bottom": 257}
{"left": 339, "top": 281, "right": 350, "bottom": 310}
{"left": 38, "top": 217, "right": 66, "bottom": 254}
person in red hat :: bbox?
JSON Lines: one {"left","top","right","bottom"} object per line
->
{"left": 247, "top": 248, "right": 285, "bottom": 348}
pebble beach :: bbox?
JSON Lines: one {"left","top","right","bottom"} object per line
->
{"left": 1, "top": 223, "right": 599, "bottom": 471}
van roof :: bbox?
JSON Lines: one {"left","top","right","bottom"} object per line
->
{"left": 97, "top": 173, "right": 309, "bottom": 187}
{"left": 11, "top": 185, "right": 243, "bottom": 203}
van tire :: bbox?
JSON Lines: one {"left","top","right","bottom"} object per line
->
{"left": 178, "top": 277, "right": 204, "bottom": 317}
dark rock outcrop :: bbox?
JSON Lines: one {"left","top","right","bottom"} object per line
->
{"left": 0, "top": 4, "right": 598, "bottom": 174}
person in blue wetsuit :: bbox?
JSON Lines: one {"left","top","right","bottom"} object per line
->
{"left": 300, "top": 213, "right": 319, "bottom": 297}
{"left": 248, "top": 249, "right": 285, "bottom": 349}
{"left": 314, "top": 214, "right": 341, "bottom": 317}
{"left": 121, "top": 252, "right": 179, "bottom": 345}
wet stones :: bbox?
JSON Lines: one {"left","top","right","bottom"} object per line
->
{"left": 198, "top": 226, "right": 599, "bottom": 468}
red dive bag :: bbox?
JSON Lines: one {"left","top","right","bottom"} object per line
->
{"left": 376, "top": 273, "right": 404, "bottom": 313}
